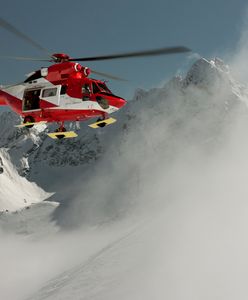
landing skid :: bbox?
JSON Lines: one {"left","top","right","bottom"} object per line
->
{"left": 15, "top": 121, "right": 47, "bottom": 128}
{"left": 16, "top": 117, "right": 116, "bottom": 139}
{"left": 88, "top": 117, "right": 116, "bottom": 129}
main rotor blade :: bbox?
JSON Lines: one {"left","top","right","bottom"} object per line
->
{"left": 0, "top": 17, "right": 51, "bottom": 56}
{"left": 0, "top": 55, "right": 50, "bottom": 61}
{"left": 91, "top": 69, "right": 127, "bottom": 81}
{"left": 69, "top": 46, "right": 191, "bottom": 62}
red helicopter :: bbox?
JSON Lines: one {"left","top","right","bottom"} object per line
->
{"left": 0, "top": 18, "right": 190, "bottom": 139}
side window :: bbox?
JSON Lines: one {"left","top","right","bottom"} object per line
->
{"left": 42, "top": 88, "right": 57, "bottom": 97}
{"left": 60, "top": 85, "right": 67, "bottom": 95}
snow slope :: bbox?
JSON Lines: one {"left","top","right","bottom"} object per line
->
{"left": 0, "top": 148, "right": 51, "bottom": 212}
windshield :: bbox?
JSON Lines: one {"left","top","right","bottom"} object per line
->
{"left": 97, "top": 82, "right": 112, "bottom": 94}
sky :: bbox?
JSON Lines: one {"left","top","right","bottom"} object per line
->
{"left": 0, "top": 0, "right": 248, "bottom": 99}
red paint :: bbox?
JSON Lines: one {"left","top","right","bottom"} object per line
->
{"left": 1, "top": 87, "right": 126, "bottom": 124}
{"left": 22, "top": 108, "right": 105, "bottom": 123}
{"left": 45, "top": 62, "right": 89, "bottom": 86}
{"left": 39, "top": 99, "right": 58, "bottom": 109}
{"left": 0, "top": 96, "right": 6, "bottom": 106}
{"left": 0, "top": 90, "right": 22, "bottom": 113}
{"left": 1, "top": 57, "right": 127, "bottom": 128}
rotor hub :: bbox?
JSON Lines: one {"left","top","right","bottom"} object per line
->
{"left": 51, "top": 53, "right": 70, "bottom": 63}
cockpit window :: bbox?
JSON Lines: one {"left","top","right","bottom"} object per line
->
{"left": 82, "top": 84, "right": 91, "bottom": 94}
{"left": 92, "top": 82, "right": 112, "bottom": 94}
{"left": 92, "top": 82, "right": 100, "bottom": 94}
{"left": 98, "top": 82, "right": 111, "bottom": 93}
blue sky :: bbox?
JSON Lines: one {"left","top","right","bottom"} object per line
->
{"left": 0, "top": 0, "right": 248, "bottom": 99}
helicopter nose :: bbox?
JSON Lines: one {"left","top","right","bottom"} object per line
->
{"left": 116, "top": 98, "right": 127, "bottom": 108}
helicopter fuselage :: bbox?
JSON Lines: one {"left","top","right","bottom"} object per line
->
{"left": 0, "top": 62, "right": 126, "bottom": 124}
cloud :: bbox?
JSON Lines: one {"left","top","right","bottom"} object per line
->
{"left": 21, "top": 72, "right": 248, "bottom": 299}
{"left": 47, "top": 53, "right": 248, "bottom": 298}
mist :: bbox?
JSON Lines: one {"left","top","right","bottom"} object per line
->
{"left": 2, "top": 22, "right": 248, "bottom": 300}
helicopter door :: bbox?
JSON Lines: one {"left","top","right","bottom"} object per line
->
{"left": 23, "top": 89, "right": 41, "bottom": 111}
{"left": 59, "top": 85, "right": 69, "bottom": 105}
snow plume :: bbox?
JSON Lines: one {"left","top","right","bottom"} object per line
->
{"left": 54, "top": 60, "right": 245, "bottom": 229}
{"left": 32, "top": 59, "right": 248, "bottom": 299}
{"left": 0, "top": 218, "right": 129, "bottom": 300}
{"left": 2, "top": 49, "right": 248, "bottom": 300}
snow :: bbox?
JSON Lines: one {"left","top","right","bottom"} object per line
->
{"left": 1, "top": 56, "right": 248, "bottom": 300}
{"left": 0, "top": 148, "right": 52, "bottom": 212}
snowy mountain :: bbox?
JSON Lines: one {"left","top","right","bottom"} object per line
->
{"left": 1, "top": 56, "right": 248, "bottom": 222}
{"left": 2, "top": 57, "right": 248, "bottom": 300}
{"left": 0, "top": 148, "right": 51, "bottom": 212}
{"left": 1, "top": 57, "right": 247, "bottom": 188}
{"left": 1, "top": 56, "right": 248, "bottom": 218}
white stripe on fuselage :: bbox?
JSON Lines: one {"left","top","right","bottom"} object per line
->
{"left": 2, "top": 78, "right": 119, "bottom": 114}
{"left": 48, "top": 102, "right": 118, "bottom": 114}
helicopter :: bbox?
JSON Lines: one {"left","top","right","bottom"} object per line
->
{"left": 0, "top": 18, "right": 191, "bottom": 139}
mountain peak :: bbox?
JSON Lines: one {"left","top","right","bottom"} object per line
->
{"left": 183, "top": 57, "right": 230, "bottom": 88}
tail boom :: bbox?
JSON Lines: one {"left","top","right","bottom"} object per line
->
{"left": 0, "top": 97, "right": 6, "bottom": 105}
